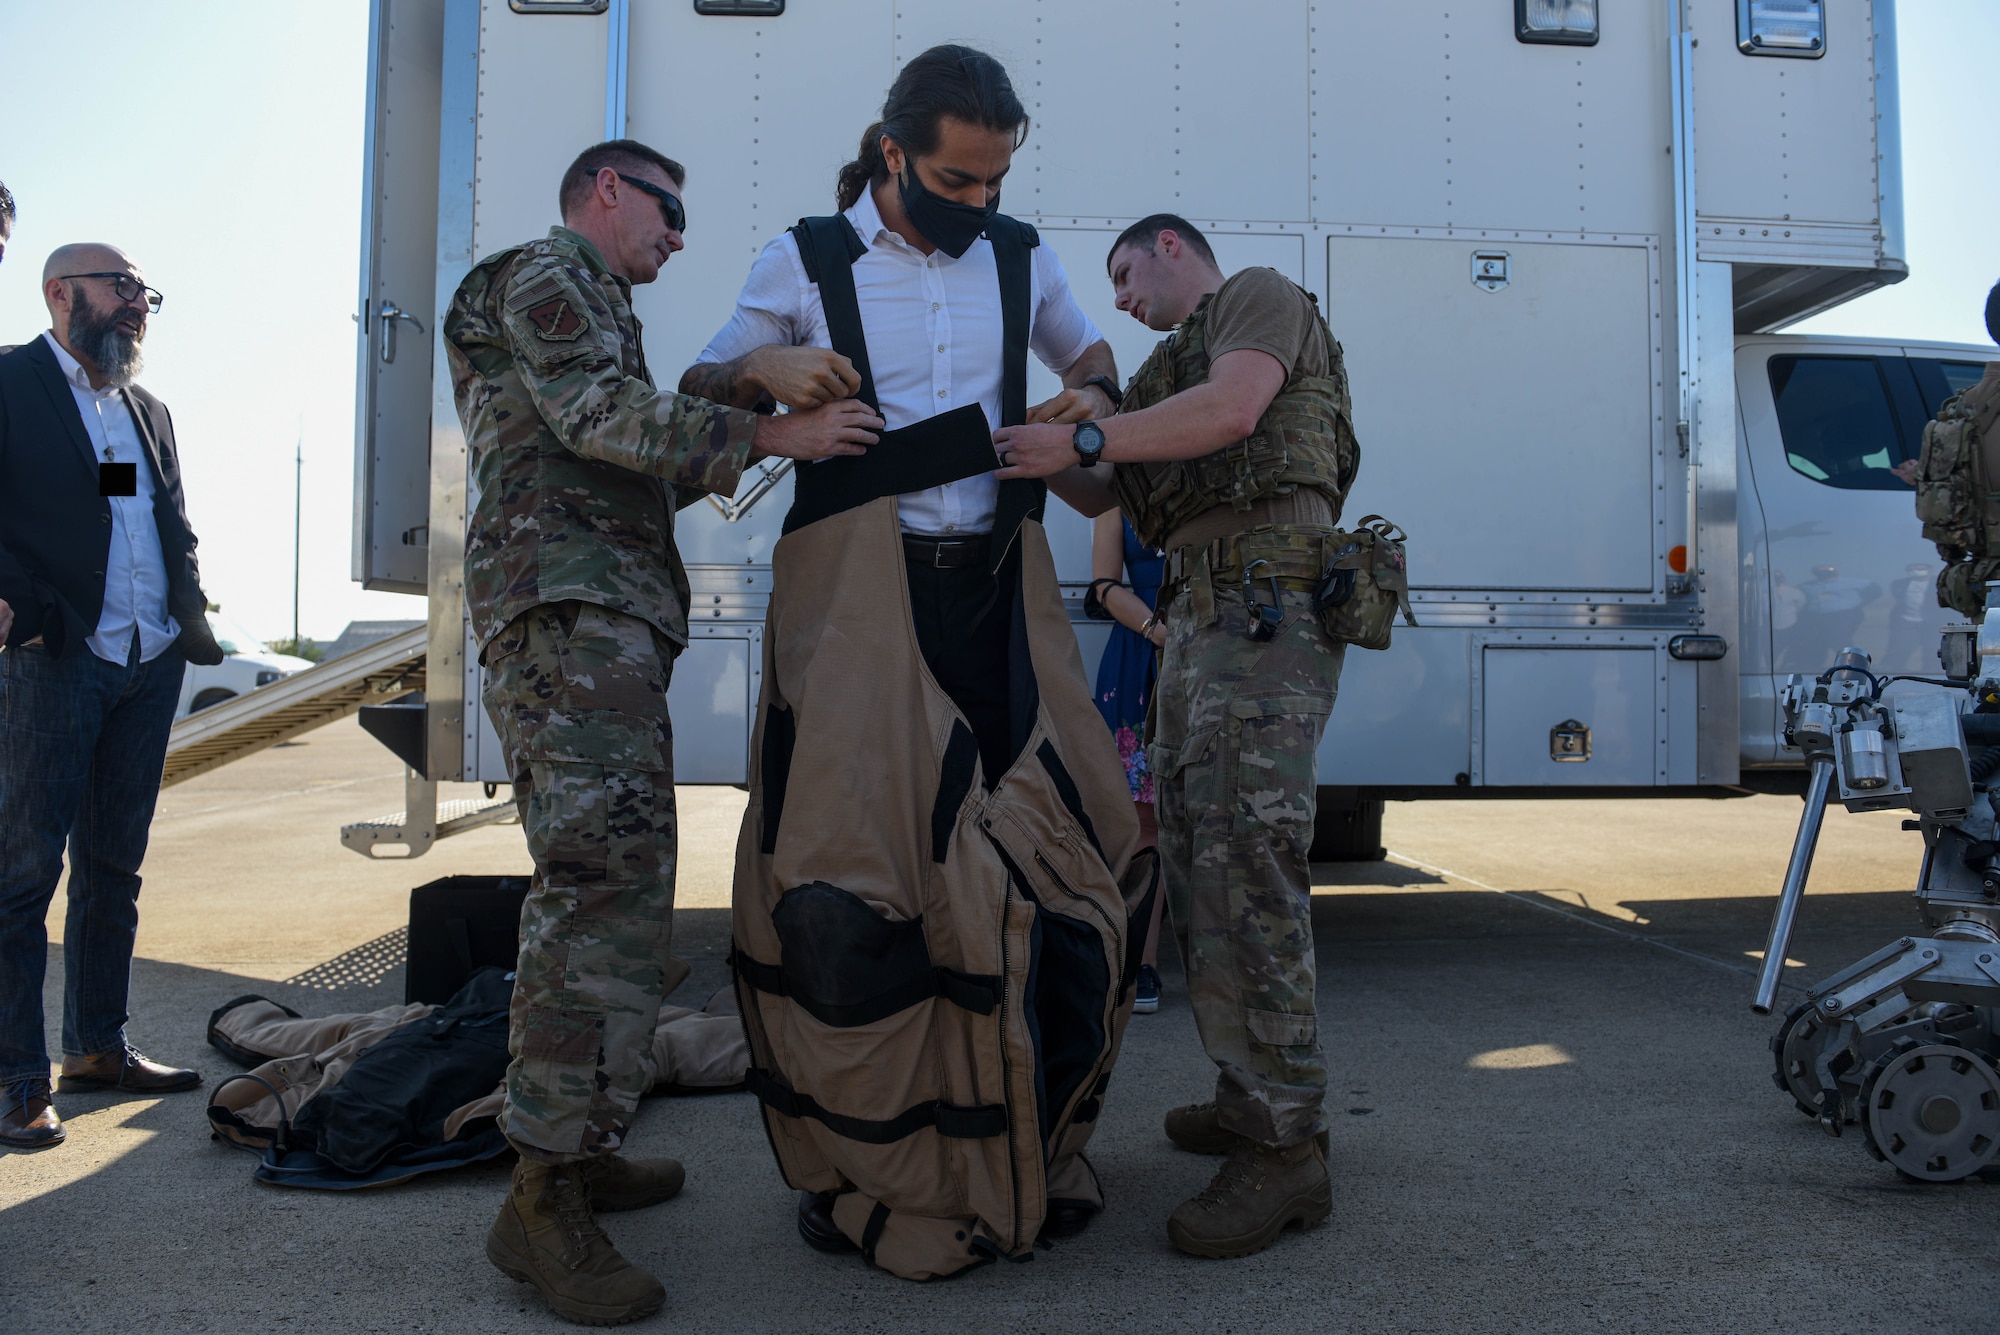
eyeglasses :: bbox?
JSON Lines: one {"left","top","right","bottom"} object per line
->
{"left": 614, "top": 173, "right": 686, "bottom": 234}
{"left": 57, "top": 272, "right": 164, "bottom": 314}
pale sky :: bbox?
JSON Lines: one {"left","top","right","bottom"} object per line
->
{"left": 0, "top": 2, "right": 1992, "bottom": 643}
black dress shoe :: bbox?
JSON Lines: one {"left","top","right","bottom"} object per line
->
{"left": 0, "top": 1078, "right": 66, "bottom": 1149}
{"left": 57, "top": 1046, "right": 201, "bottom": 1095}
{"left": 796, "top": 1190, "right": 859, "bottom": 1254}
{"left": 1038, "top": 1198, "right": 1099, "bottom": 1243}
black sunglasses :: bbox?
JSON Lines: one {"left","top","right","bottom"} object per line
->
{"left": 57, "top": 272, "right": 164, "bottom": 314}
{"left": 615, "top": 173, "right": 686, "bottom": 234}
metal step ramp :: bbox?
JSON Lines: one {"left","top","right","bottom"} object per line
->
{"left": 339, "top": 772, "right": 518, "bottom": 860}
{"left": 162, "top": 624, "right": 517, "bottom": 857}
{"left": 163, "top": 625, "right": 432, "bottom": 788}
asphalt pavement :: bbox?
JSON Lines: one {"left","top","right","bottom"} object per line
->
{"left": 0, "top": 716, "right": 1993, "bottom": 1333}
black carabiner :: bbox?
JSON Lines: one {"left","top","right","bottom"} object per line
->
{"left": 1242, "top": 559, "right": 1285, "bottom": 642}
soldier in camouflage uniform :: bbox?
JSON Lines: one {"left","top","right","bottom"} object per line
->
{"left": 995, "top": 213, "right": 1357, "bottom": 1259}
{"left": 443, "top": 139, "right": 880, "bottom": 1325}
{"left": 1918, "top": 280, "right": 2000, "bottom": 619}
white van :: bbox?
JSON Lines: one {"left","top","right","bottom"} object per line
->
{"left": 174, "top": 611, "right": 313, "bottom": 719}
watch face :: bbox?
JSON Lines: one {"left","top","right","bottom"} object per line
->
{"left": 1078, "top": 422, "right": 1105, "bottom": 449}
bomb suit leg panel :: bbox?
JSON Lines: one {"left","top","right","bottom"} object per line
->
{"left": 1155, "top": 583, "right": 1343, "bottom": 1151}
{"left": 733, "top": 502, "right": 1145, "bottom": 1278}
{"left": 482, "top": 601, "right": 679, "bottom": 1164}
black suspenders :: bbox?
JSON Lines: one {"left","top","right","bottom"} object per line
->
{"left": 784, "top": 213, "right": 1049, "bottom": 557}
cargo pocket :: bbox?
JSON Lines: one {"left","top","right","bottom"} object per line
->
{"left": 1243, "top": 1005, "right": 1321, "bottom": 1098}
{"left": 1226, "top": 701, "right": 1328, "bottom": 846}
{"left": 508, "top": 1002, "right": 607, "bottom": 1153}
{"left": 514, "top": 709, "right": 668, "bottom": 887}
{"left": 516, "top": 707, "right": 666, "bottom": 772}
{"left": 1245, "top": 1006, "right": 1316, "bottom": 1049}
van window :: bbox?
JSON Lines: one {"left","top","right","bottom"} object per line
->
{"left": 1910, "top": 357, "right": 1995, "bottom": 417}
{"left": 1767, "top": 355, "right": 1910, "bottom": 491}
{"left": 1939, "top": 360, "right": 1988, "bottom": 398}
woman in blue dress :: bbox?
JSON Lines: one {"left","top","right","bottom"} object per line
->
{"left": 1088, "top": 510, "right": 1167, "bottom": 1012}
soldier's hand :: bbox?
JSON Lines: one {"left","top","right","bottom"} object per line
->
{"left": 0, "top": 598, "right": 11, "bottom": 643}
{"left": 993, "top": 422, "right": 1086, "bottom": 480}
{"left": 746, "top": 346, "right": 863, "bottom": 409}
{"left": 1024, "top": 384, "right": 1110, "bottom": 426}
{"left": 753, "top": 399, "right": 883, "bottom": 461}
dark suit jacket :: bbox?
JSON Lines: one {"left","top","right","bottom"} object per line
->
{"left": 0, "top": 336, "right": 224, "bottom": 664}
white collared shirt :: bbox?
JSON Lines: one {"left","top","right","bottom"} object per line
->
{"left": 44, "top": 332, "right": 180, "bottom": 664}
{"left": 695, "top": 188, "right": 1102, "bottom": 535}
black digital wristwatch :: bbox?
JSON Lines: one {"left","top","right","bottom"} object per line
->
{"left": 1073, "top": 421, "right": 1106, "bottom": 468}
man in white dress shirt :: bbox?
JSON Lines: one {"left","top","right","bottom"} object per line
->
{"left": 684, "top": 45, "right": 1131, "bottom": 1253}
{"left": 0, "top": 244, "right": 225, "bottom": 1149}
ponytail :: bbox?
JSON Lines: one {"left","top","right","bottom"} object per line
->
{"left": 830, "top": 46, "right": 1027, "bottom": 212}
{"left": 835, "top": 122, "right": 887, "bottom": 212}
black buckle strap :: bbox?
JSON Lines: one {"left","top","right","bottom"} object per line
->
{"left": 746, "top": 1068, "right": 1007, "bottom": 1143}
{"left": 903, "top": 535, "right": 990, "bottom": 569}
{"left": 732, "top": 949, "right": 1002, "bottom": 1026}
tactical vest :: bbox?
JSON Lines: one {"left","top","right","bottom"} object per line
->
{"left": 732, "top": 220, "right": 1156, "bottom": 1280}
{"left": 1916, "top": 366, "right": 2000, "bottom": 561}
{"left": 1111, "top": 277, "right": 1359, "bottom": 551}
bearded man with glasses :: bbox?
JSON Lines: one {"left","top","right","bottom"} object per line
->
{"left": 0, "top": 243, "right": 226, "bottom": 1152}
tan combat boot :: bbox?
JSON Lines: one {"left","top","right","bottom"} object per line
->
{"left": 1164, "top": 1101, "right": 1329, "bottom": 1156}
{"left": 1166, "top": 1136, "right": 1332, "bottom": 1259}
{"left": 579, "top": 1154, "right": 686, "bottom": 1212}
{"left": 486, "top": 1159, "right": 666, "bottom": 1325}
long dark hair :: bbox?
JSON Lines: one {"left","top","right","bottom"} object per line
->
{"left": 835, "top": 45, "right": 1028, "bottom": 212}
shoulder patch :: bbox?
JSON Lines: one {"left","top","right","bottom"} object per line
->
{"left": 523, "top": 296, "right": 586, "bottom": 342}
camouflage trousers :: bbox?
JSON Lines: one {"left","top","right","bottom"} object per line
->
{"left": 481, "top": 599, "right": 679, "bottom": 1164}
{"left": 1152, "top": 580, "right": 1343, "bottom": 1149}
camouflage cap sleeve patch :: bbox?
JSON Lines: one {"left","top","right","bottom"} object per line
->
{"left": 524, "top": 296, "right": 586, "bottom": 342}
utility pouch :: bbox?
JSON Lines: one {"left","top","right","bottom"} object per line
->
{"left": 1916, "top": 374, "right": 2000, "bottom": 564}
{"left": 1313, "top": 515, "right": 1416, "bottom": 651}
{"left": 1915, "top": 400, "right": 1982, "bottom": 559}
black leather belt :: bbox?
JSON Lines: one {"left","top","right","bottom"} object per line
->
{"left": 903, "top": 534, "right": 989, "bottom": 569}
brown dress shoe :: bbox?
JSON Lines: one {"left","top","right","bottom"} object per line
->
{"left": 57, "top": 1046, "right": 201, "bottom": 1095}
{"left": 0, "top": 1078, "right": 66, "bottom": 1149}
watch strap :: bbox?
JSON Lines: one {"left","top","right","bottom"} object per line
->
{"left": 1082, "top": 374, "right": 1124, "bottom": 409}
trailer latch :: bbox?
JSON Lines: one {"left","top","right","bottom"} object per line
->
{"left": 1550, "top": 719, "right": 1591, "bottom": 762}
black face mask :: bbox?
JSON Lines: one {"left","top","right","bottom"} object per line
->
{"left": 896, "top": 161, "right": 996, "bottom": 259}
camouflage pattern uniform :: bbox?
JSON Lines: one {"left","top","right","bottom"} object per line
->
{"left": 1149, "top": 562, "right": 1343, "bottom": 1150}
{"left": 1922, "top": 362, "right": 2000, "bottom": 618}
{"left": 444, "top": 226, "right": 760, "bottom": 1163}
{"left": 1115, "top": 271, "right": 1355, "bottom": 1151}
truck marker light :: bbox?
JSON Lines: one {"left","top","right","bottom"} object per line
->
{"left": 1669, "top": 635, "right": 1729, "bottom": 662}
{"left": 1515, "top": 0, "right": 1598, "bottom": 46}
{"left": 1668, "top": 544, "right": 1688, "bottom": 574}
{"left": 1737, "top": 0, "right": 1825, "bottom": 58}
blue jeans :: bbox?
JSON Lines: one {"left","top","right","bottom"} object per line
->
{"left": 0, "top": 636, "right": 184, "bottom": 1082}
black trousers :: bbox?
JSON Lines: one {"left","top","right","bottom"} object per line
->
{"left": 906, "top": 552, "right": 1018, "bottom": 786}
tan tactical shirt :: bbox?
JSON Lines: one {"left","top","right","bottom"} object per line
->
{"left": 1201, "top": 266, "right": 1336, "bottom": 383}
{"left": 444, "top": 226, "right": 760, "bottom": 650}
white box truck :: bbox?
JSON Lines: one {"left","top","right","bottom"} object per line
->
{"left": 346, "top": 0, "right": 1991, "bottom": 857}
